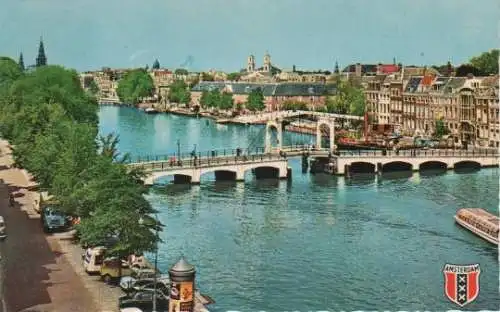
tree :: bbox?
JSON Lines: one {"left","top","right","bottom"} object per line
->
{"left": 455, "top": 64, "right": 484, "bottom": 77}
{"left": 226, "top": 72, "right": 241, "bottom": 81}
{"left": 152, "top": 59, "right": 160, "bottom": 70}
{"left": 282, "top": 100, "right": 308, "bottom": 111}
{"left": 0, "top": 56, "right": 160, "bottom": 259}
{"left": 201, "top": 72, "right": 214, "bottom": 81}
{"left": 88, "top": 79, "right": 99, "bottom": 95}
{"left": 168, "top": 79, "right": 191, "bottom": 105}
{"left": 245, "top": 88, "right": 265, "bottom": 111}
{"left": 325, "top": 81, "right": 365, "bottom": 116}
{"left": 116, "top": 69, "right": 154, "bottom": 105}
{"left": 469, "top": 49, "right": 499, "bottom": 75}
{"left": 218, "top": 92, "right": 234, "bottom": 110}
{"left": 174, "top": 68, "right": 189, "bottom": 76}
{"left": 434, "top": 118, "right": 450, "bottom": 138}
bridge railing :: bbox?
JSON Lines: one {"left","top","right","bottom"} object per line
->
{"left": 336, "top": 149, "right": 500, "bottom": 158}
{"left": 125, "top": 144, "right": 317, "bottom": 164}
{"left": 127, "top": 153, "right": 289, "bottom": 171}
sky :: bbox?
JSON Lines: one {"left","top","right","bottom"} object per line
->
{"left": 1, "top": 0, "right": 499, "bottom": 72}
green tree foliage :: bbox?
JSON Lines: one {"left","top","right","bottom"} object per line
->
{"left": 282, "top": 100, "right": 309, "bottom": 111}
{"left": 174, "top": 68, "right": 189, "bottom": 76}
{"left": 434, "top": 118, "right": 450, "bottom": 138}
{"left": 116, "top": 69, "right": 154, "bottom": 105}
{"left": 469, "top": 49, "right": 499, "bottom": 75}
{"left": 324, "top": 81, "right": 365, "bottom": 116}
{"left": 88, "top": 79, "right": 99, "bottom": 95}
{"left": 0, "top": 60, "right": 160, "bottom": 257}
{"left": 226, "top": 72, "right": 241, "bottom": 81}
{"left": 200, "top": 89, "right": 220, "bottom": 108}
{"left": 168, "top": 80, "right": 191, "bottom": 105}
{"left": 201, "top": 72, "right": 214, "bottom": 81}
{"left": 245, "top": 88, "right": 265, "bottom": 111}
{"left": 219, "top": 92, "right": 234, "bottom": 110}
{"left": 455, "top": 64, "right": 484, "bottom": 77}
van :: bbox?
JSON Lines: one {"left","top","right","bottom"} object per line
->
{"left": 0, "top": 216, "right": 6, "bottom": 240}
{"left": 100, "top": 257, "right": 133, "bottom": 284}
{"left": 83, "top": 246, "right": 107, "bottom": 274}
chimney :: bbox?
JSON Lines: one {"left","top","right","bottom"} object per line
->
{"left": 355, "top": 63, "right": 362, "bottom": 77}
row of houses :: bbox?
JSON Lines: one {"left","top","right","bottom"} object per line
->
{"left": 365, "top": 73, "right": 499, "bottom": 148}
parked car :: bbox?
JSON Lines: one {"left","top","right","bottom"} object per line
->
{"left": 41, "top": 206, "right": 67, "bottom": 233}
{"left": 100, "top": 257, "right": 133, "bottom": 284}
{"left": 128, "top": 280, "right": 170, "bottom": 296}
{"left": 83, "top": 246, "right": 107, "bottom": 274}
{"left": 119, "top": 268, "right": 169, "bottom": 292}
{"left": 0, "top": 216, "right": 6, "bottom": 240}
{"left": 118, "top": 289, "right": 169, "bottom": 311}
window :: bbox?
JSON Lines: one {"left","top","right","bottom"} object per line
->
{"left": 95, "top": 254, "right": 104, "bottom": 265}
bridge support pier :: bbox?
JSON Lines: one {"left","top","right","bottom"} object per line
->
{"left": 316, "top": 118, "right": 336, "bottom": 151}
{"left": 265, "top": 119, "right": 283, "bottom": 153}
{"left": 236, "top": 170, "right": 245, "bottom": 182}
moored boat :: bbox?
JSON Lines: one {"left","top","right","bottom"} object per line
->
{"left": 144, "top": 107, "right": 159, "bottom": 114}
{"left": 454, "top": 208, "right": 499, "bottom": 245}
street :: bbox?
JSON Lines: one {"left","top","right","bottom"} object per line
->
{"left": 0, "top": 166, "right": 98, "bottom": 311}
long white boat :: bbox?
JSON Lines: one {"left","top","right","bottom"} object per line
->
{"left": 454, "top": 208, "right": 499, "bottom": 245}
{"left": 144, "top": 107, "right": 159, "bottom": 114}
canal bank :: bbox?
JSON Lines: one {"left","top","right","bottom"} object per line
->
{"left": 100, "top": 105, "right": 499, "bottom": 311}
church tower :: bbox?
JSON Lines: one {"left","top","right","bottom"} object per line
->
{"left": 36, "top": 37, "right": 47, "bottom": 67}
{"left": 247, "top": 54, "right": 255, "bottom": 72}
{"left": 263, "top": 51, "right": 271, "bottom": 72}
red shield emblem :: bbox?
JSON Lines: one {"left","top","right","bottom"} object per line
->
{"left": 443, "top": 263, "right": 480, "bottom": 307}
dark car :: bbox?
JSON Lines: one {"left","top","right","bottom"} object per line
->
{"left": 41, "top": 207, "right": 67, "bottom": 233}
{"left": 118, "top": 289, "right": 169, "bottom": 311}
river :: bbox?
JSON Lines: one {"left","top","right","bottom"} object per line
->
{"left": 99, "top": 105, "right": 499, "bottom": 311}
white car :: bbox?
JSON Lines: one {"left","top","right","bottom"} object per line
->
{"left": 0, "top": 216, "right": 7, "bottom": 240}
{"left": 120, "top": 308, "right": 143, "bottom": 312}
{"left": 119, "top": 268, "right": 169, "bottom": 292}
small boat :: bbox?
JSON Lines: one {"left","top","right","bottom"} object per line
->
{"left": 454, "top": 208, "right": 499, "bottom": 245}
{"left": 144, "top": 108, "right": 159, "bottom": 114}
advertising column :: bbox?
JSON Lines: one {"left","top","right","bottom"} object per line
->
{"left": 169, "top": 257, "right": 196, "bottom": 312}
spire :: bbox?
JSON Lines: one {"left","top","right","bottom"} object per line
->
{"left": 36, "top": 36, "right": 47, "bottom": 67}
{"left": 18, "top": 53, "right": 25, "bottom": 71}
{"left": 152, "top": 59, "right": 160, "bottom": 70}
{"left": 334, "top": 61, "right": 339, "bottom": 74}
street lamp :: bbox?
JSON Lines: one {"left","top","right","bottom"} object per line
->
{"left": 177, "top": 139, "right": 181, "bottom": 159}
{"left": 138, "top": 214, "right": 159, "bottom": 312}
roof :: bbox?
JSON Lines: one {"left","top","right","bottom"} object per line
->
{"left": 379, "top": 64, "right": 400, "bottom": 74}
{"left": 229, "top": 83, "right": 277, "bottom": 96}
{"left": 170, "top": 257, "right": 195, "bottom": 273}
{"left": 192, "top": 82, "right": 336, "bottom": 96}
{"left": 191, "top": 81, "right": 226, "bottom": 92}
{"left": 480, "top": 75, "right": 499, "bottom": 88}
{"left": 342, "top": 64, "right": 377, "bottom": 74}
{"left": 443, "top": 77, "right": 467, "bottom": 93}
{"left": 405, "top": 77, "right": 422, "bottom": 92}
{"left": 273, "top": 83, "right": 336, "bottom": 96}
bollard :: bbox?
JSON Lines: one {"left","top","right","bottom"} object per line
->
{"left": 169, "top": 257, "right": 196, "bottom": 312}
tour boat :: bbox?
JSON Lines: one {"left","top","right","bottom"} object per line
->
{"left": 144, "top": 107, "right": 159, "bottom": 114}
{"left": 454, "top": 208, "right": 499, "bottom": 245}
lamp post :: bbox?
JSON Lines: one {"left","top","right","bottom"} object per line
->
{"left": 139, "top": 214, "right": 159, "bottom": 312}
{"left": 177, "top": 139, "right": 181, "bottom": 159}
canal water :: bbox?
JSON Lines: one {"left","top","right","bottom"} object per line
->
{"left": 99, "top": 106, "right": 499, "bottom": 311}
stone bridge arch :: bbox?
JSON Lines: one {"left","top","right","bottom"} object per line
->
{"left": 316, "top": 118, "right": 335, "bottom": 151}
{"left": 265, "top": 119, "right": 283, "bottom": 153}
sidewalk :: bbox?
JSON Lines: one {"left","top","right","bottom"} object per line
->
{"left": 0, "top": 139, "right": 121, "bottom": 312}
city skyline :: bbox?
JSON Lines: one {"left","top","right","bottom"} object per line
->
{"left": 1, "top": 0, "right": 499, "bottom": 72}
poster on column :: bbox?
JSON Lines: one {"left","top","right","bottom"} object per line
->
{"left": 169, "top": 300, "right": 180, "bottom": 312}
{"left": 179, "top": 281, "right": 193, "bottom": 312}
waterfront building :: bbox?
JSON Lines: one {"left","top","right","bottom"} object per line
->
{"left": 365, "top": 72, "right": 500, "bottom": 147}
{"left": 190, "top": 81, "right": 336, "bottom": 111}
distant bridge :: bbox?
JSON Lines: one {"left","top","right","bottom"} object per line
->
{"left": 333, "top": 149, "right": 499, "bottom": 175}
